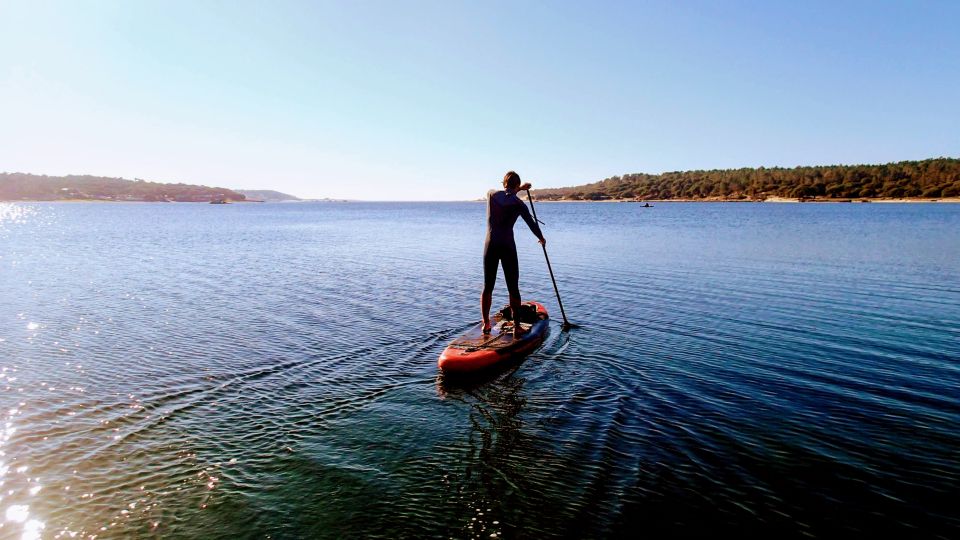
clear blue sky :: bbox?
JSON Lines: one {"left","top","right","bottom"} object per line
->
{"left": 1, "top": 1, "right": 957, "bottom": 200}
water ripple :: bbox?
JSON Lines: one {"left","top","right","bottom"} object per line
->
{"left": 0, "top": 202, "right": 957, "bottom": 538}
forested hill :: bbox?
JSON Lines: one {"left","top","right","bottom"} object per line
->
{"left": 235, "top": 189, "right": 300, "bottom": 202}
{"left": 532, "top": 158, "right": 960, "bottom": 201}
{"left": 0, "top": 173, "right": 247, "bottom": 202}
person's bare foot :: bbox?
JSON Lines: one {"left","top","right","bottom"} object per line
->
{"left": 513, "top": 325, "right": 529, "bottom": 339}
{"left": 482, "top": 321, "right": 492, "bottom": 334}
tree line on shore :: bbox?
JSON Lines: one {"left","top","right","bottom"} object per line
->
{"left": 532, "top": 158, "right": 960, "bottom": 201}
{"left": 0, "top": 173, "right": 246, "bottom": 202}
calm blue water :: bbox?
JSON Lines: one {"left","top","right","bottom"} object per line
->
{"left": 1, "top": 201, "right": 958, "bottom": 539}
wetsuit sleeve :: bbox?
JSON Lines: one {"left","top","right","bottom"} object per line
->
{"left": 518, "top": 201, "right": 544, "bottom": 240}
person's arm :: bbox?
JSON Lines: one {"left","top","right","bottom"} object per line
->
{"left": 517, "top": 199, "right": 545, "bottom": 244}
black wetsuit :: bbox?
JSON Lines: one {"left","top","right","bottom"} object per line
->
{"left": 483, "top": 189, "right": 544, "bottom": 297}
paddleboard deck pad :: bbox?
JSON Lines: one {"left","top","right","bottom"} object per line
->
{"left": 438, "top": 301, "right": 549, "bottom": 372}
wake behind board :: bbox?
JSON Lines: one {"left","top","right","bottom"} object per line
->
{"left": 438, "top": 301, "right": 549, "bottom": 373}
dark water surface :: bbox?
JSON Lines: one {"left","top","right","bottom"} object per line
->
{"left": 1, "top": 201, "right": 958, "bottom": 539}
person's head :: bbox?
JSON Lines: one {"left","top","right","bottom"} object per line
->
{"left": 503, "top": 171, "right": 521, "bottom": 190}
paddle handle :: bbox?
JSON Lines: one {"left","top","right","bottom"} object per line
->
{"left": 526, "top": 190, "right": 571, "bottom": 328}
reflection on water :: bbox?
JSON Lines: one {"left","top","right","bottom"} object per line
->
{"left": 2, "top": 399, "right": 45, "bottom": 540}
{"left": 0, "top": 201, "right": 958, "bottom": 538}
{"left": 0, "top": 203, "right": 39, "bottom": 229}
{"left": 436, "top": 361, "right": 532, "bottom": 539}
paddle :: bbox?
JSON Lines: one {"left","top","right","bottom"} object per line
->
{"left": 525, "top": 189, "right": 579, "bottom": 330}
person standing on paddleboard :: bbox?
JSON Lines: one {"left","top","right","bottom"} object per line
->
{"left": 482, "top": 171, "right": 546, "bottom": 339}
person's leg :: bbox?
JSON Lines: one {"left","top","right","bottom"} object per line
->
{"left": 481, "top": 292, "right": 492, "bottom": 333}
{"left": 481, "top": 247, "right": 499, "bottom": 332}
{"left": 501, "top": 249, "right": 526, "bottom": 338}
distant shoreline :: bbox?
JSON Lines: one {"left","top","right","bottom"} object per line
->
{"left": 0, "top": 199, "right": 264, "bottom": 203}
{"left": 4, "top": 197, "right": 960, "bottom": 204}
{"left": 529, "top": 158, "right": 960, "bottom": 202}
{"left": 0, "top": 198, "right": 356, "bottom": 204}
{"left": 528, "top": 196, "right": 960, "bottom": 204}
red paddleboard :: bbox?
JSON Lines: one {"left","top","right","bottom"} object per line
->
{"left": 438, "top": 301, "right": 549, "bottom": 373}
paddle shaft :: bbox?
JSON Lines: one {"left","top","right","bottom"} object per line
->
{"left": 525, "top": 189, "right": 572, "bottom": 328}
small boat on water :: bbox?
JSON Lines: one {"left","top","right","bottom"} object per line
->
{"left": 209, "top": 199, "right": 230, "bottom": 204}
